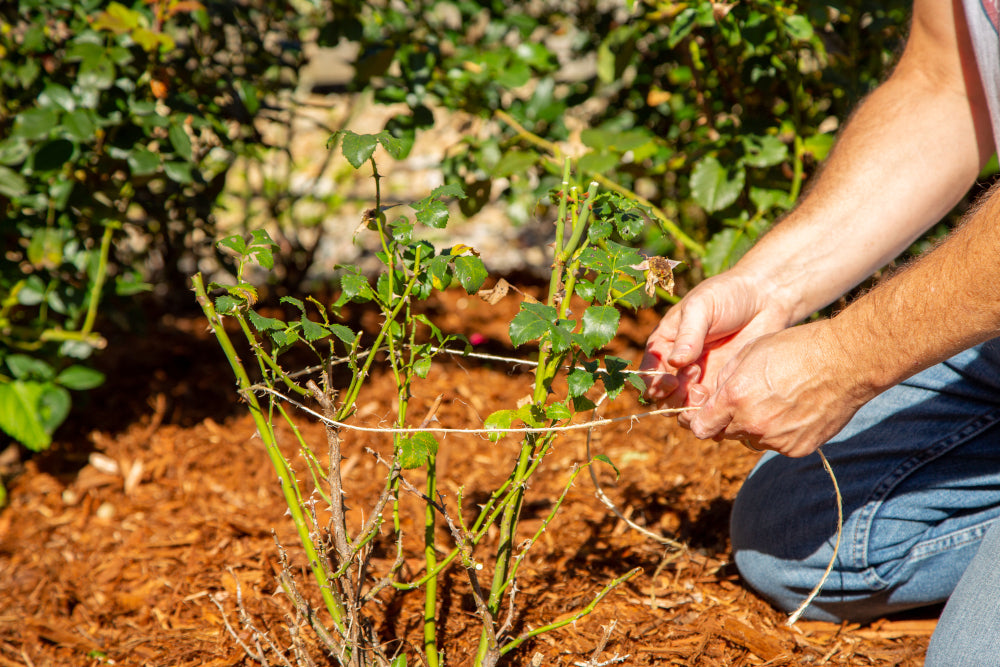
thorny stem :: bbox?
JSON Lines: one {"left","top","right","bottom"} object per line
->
{"left": 499, "top": 567, "right": 643, "bottom": 656}
{"left": 192, "top": 273, "right": 349, "bottom": 640}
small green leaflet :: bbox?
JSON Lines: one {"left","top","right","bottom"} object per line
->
{"left": 575, "top": 305, "right": 619, "bottom": 356}
{"left": 509, "top": 302, "right": 557, "bottom": 347}
{"left": 398, "top": 432, "right": 438, "bottom": 469}
{"left": 484, "top": 409, "right": 516, "bottom": 443}
{"left": 567, "top": 367, "right": 596, "bottom": 398}
{"left": 453, "top": 255, "right": 487, "bottom": 294}
{"left": 592, "top": 454, "right": 620, "bottom": 480}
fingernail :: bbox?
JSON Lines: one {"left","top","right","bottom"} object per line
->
{"left": 680, "top": 365, "right": 701, "bottom": 382}
{"left": 670, "top": 344, "right": 691, "bottom": 364}
{"left": 688, "top": 385, "right": 708, "bottom": 406}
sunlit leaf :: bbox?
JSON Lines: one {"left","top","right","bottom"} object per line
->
{"left": 690, "top": 156, "right": 744, "bottom": 212}
{"left": 398, "top": 432, "right": 439, "bottom": 469}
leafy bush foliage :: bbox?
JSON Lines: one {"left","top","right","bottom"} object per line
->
{"left": 324, "top": 0, "right": 909, "bottom": 277}
{"left": 0, "top": 0, "right": 322, "bottom": 451}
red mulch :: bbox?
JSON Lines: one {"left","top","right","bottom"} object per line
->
{"left": 0, "top": 287, "right": 934, "bottom": 666}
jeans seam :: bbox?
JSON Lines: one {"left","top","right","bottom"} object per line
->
{"left": 851, "top": 409, "right": 1000, "bottom": 590}
{"left": 909, "top": 519, "right": 997, "bottom": 561}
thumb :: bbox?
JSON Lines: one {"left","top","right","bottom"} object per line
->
{"left": 669, "top": 300, "right": 712, "bottom": 368}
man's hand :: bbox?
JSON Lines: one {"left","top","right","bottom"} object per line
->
{"left": 640, "top": 272, "right": 793, "bottom": 409}
{"left": 684, "top": 320, "right": 871, "bottom": 457}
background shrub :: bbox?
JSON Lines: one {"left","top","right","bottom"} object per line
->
{"left": 0, "top": 0, "right": 324, "bottom": 451}
{"left": 2, "top": 0, "right": 932, "bottom": 456}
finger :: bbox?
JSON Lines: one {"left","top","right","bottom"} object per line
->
{"left": 677, "top": 379, "right": 707, "bottom": 428}
{"left": 687, "top": 392, "right": 734, "bottom": 440}
{"left": 640, "top": 349, "right": 680, "bottom": 400}
{"left": 668, "top": 300, "right": 712, "bottom": 368}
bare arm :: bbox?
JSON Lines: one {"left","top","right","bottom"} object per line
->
{"left": 689, "top": 180, "right": 1000, "bottom": 456}
{"left": 736, "top": 0, "right": 995, "bottom": 325}
{"left": 643, "top": 0, "right": 994, "bottom": 404}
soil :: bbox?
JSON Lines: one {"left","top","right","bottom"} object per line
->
{"left": 0, "top": 286, "right": 936, "bottom": 667}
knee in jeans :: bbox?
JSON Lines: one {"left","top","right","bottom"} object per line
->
{"left": 729, "top": 454, "right": 846, "bottom": 620}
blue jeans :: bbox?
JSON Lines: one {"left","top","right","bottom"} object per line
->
{"left": 731, "top": 340, "right": 1000, "bottom": 657}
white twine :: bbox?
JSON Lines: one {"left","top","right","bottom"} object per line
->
{"left": 787, "top": 448, "right": 843, "bottom": 625}
{"left": 267, "top": 343, "right": 842, "bottom": 623}
{"left": 251, "top": 384, "right": 694, "bottom": 435}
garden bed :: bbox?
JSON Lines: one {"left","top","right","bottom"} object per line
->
{"left": 0, "top": 287, "right": 934, "bottom": 666}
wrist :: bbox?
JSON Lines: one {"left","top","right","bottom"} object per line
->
{"left": 728, "top": 260, "right": 801, "bottom": 328}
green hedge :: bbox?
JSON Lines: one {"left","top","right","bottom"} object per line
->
{"left": 0, "top": 0, "right": 322, "bottom": 452}
{"left": 325, "top": 0, "right": 909, "bottom": 276}
{"left": 0, "top": 0, "right": 914, "bottom": 457}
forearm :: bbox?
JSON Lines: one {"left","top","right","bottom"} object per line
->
{"left": 731, "top": 0, "right": 994, "bottom": 324}
{"left": 830, "top": 182, "right": 1000, "bottom": 400}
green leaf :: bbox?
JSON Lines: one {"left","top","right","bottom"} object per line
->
{"left": 328, "top": 324, "right": 357, "bottom": 345}
{"left": 280, "top": 296, "right": 306, "bottom": 313}
{"left": 578, "top": 151, "right": 620, "bottom": 175}
{"left": 60, "top": 109, "right": 98, "bottom": 143}
{"left": 390, "top": 654, "right": 407, "bottom": 667}
{"left": 550, "top": 318, "right": 576, "bottom": 354}
{"left": 78, "top": 58, "right": 115, "bottom": 90}
{"left": 414, "top": 356, "right": 432, "bottom": 378}
{"left": 6, "top": 354, "right": 55, "bottom": 381}
{"left": 339, "top": 272, "right": 374, "bottom": 302}
{"left": 668, "top": 7, "right": 699, "bottom": 48}
{"left": 567, "top": 368, "right": 596, "bottom": 398}
{"left": 427, "top": 255, "right": 454, "bottom": 290}
{"left": 55, "top": 366, "right": 105, "bottom": 390}
{"left": 0, "top": 381, "right": 69, "bottom": 451}
{"left": 690, "top": 156, "right": 745, "bottom": 213}
{"left": 802, "top": 133, "right": 835, "bottom": 161}
{"left": 429, "top": 182, "right": 467, "bottom": 199}
{"left": 453, "top": 256, "right": 487, "bottom": 294}
{"left": 703, "top": 227, "right": 753, "bottom": 276}
{"left": 13, "top": 108, "right": 58, "bottom": 141}
{"left": 415, "top": 199, "right": 449, "bottom": 228}
{"left": 593, "top": 454, "right": 620, "bottom": 480}
{"left": 398, "top": 432, "right": 438, "bottom": 469}
{"left": 247, "top": 310, "right": 285, "bottom": 332}
{"left": 493, "top": 149, "right": 539, "bottom": 178}
{"left": 340, "top": 131, "right": 378, "bottom": 169}
{"left": 784, "top": 14, "right": 814, "bottom": 42}
{"left": 0, "top": 382, "right": 49, "bottom": 451}
{"left": 601, "top": 356, "right": 631, "bottom": 400}
{"left": 300, "top": 317, "right": 328, "bottom": 342}
{"left": 577, "top": 306, "right": 620, "bottom": 355}
{"left": 0, "top": 138, "right": 31, "bottom": 166}
{"left": 270, "top": 328, "right": 299, "bottom": 348}
{"left": 749, "top": 187, "right": 790, "bottom": 214}
{"left": 163, "top": 161, "right": 193, "bottom": 183}
{"left": 545, "top": 402, "right": 571, "bottom": 421}
{"left": 127, "top": 147, "right": 160, "bottom": 175}
{"left": 376, "top": 130, "right": 405, "bottom": 160}
{"left": 509, "top": 302, "right": 557, "bottom": 347}
{"left": 0, "top": 166, "right": 28, "bottom": 198}
{"left": 247, "top": 229, "right": 277, "bottom": 269}
{"left": 484, "top": 409, "right": 517, "bottom": 442}
{"left": 38, "top": 83, "right": 76, "bottom": 112}
{"left": 218, "top": 234, "right": 247, "bottom": 256}
{"left": 214, "top": 295, "right": 240, "bottom": 314}
{"left": 741, "top": 134, "right": 788, "bottom": 168}
{"left": 587, "top": 218, "right": 613, "bottom": 243}
{"left": 168, "top": 123, "right": 193, "bottom": 160}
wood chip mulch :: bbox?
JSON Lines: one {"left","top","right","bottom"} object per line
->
{"left": 0, "top": 289, "right": 933, "bottom": 666}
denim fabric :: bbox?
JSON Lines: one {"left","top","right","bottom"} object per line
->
{"left": 925, "top": 518, "right": 1000, "bottom": 665}
{"left": 730, "top": 339, "right": 1000, "bottom": 624}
